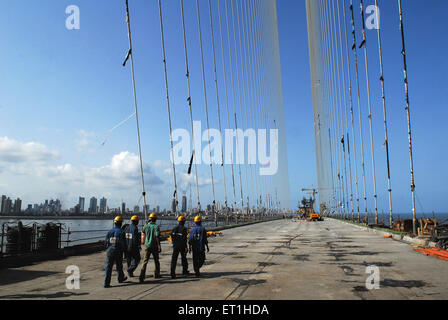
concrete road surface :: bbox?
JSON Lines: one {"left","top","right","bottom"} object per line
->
{"left": 0, "top": 218, "right": 447, "bottom": 300}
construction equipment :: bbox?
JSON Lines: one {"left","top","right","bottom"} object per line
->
{"left": 431, "top": 219, "right": 448, "bottom": 250}
{"left": 301, "top": 188, "right": 318, "bottom": 211}
{"left": 298, "top": 189, "right": 323, "bottom": 221}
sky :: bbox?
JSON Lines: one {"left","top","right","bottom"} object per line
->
{"left": 0, "top": 0, "right": 447, "bottom": 214}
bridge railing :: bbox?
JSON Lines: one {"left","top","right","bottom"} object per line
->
{"left": 0, "top": 214, "right": 283, "bottom": 257}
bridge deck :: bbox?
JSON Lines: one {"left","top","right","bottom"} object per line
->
{"left": 0, "top": 219, "right": 447, "bottom": 300}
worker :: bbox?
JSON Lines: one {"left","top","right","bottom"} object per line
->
{"left": 188, "top": 216, "right": 209, "bottom": 277}
{"left": 139, "top": 213, "right": 161, "bottom": 283}
{"left": 124, "top": 215, "right": 141, "bottom": 277}
{"left": 170, "top": 215, "right": 189, "bottom": 279}
{"left": 104, "top": 216, "right": 127, "bottom": 288}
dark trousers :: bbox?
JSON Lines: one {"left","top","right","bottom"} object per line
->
{"left": 192, "top": 249, "right": 206, "bottom": 275}
{"left": 171, "top": 246, "right": 188, "bottom": 275}
{"left": 104, "top": 248, "right": 125, "bottom": 286}
{"left": 139, "top": 247, "right": 160, "bottom": 280}
{"left": 126, "top": 249, "right": 141, "bottom": 275}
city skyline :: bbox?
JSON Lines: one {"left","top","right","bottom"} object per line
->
{"left": 1, "top": 192, "right": 146, "bottom": 215}
{"left": 0, "top": 190, "right": 282, "bottom": 216}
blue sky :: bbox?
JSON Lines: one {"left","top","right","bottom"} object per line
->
{"left": 0, "top": 0, "right": 447, "bottom": 214}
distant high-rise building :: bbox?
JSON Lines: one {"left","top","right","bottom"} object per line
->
{"left": 99, "top": 198, "right": 107, "bottom": 214}
{"left": 171, "top": 199, "right": 177, "bottom": 213}
{"left": 133, "top": 205, "right": 140, "bottom": 214}
{"left": 78, "top": 197, "right": 85, "bottom": 213}
{"left": 13, "top": 198, "right": 22, "bottom": 214}
{"left": 44, "top": 200, "right": 49, "bottom": 213}
{"left": 121, "top": 202, "right": 126, "bottom": 215}
{"left": 1, "top": 195, "right": 6, "bottom": 214}
{"left": 156, "top": 205, "right": 160, "bottom": 214}
{"left": 181, "top": 196, "right": 187, "bottom": 213}
{"left": 89, "top": 197, "right": 98, "bottom": 214}
{"left": 2, "top": 197, "right": 12, "bottom": 215}
{"left": 53, "top": 199, "right": 61, "bottom": 214}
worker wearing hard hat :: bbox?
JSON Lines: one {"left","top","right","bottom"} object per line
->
{"left": 104, "top": 216, "right": 127, "bottom": 288}
{"left": 139, "top": 213, "right": 161, "bottom": 283}
{"left": 170, "top": 215, "right": 189, "bottom": 279}
{"left": 124, "top": 215, "right": 141, "bottom": 278}
{"left": 188, "top": 216, "right": 209, "bottom": 277}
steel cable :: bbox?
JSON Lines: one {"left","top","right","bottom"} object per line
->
{"left": 124, "top": 0, "right": 149, "bottom": 223}
{"left": 342, "top": 0, "right": 360, "bottom": 220}
{"left": 397, "top": 0, "right": 417, "bottom": 234}
{"left": 336, "top": 0, "right": 352, "bottom": 217}
{"left": 359, "top": 0, "right": 379, "bottom": 224}
{"left": 196, "top": 0, "right": 217, "bottom": 215}
{"left": 374, "top": 0, "right": 393, "bottom": 227}
{"left": 158, "top": 0, "right": 179, "bottom": 215}
{"left": 228, "top": 0, "right": 245, "bottom": 212}
{"left": 207, "top": 0, "right": 229, "bottom": 213}
{"left": 349, "top": 0, "right": 368, "bottom": 222}
{"left": 217, "top": 0, "right": 238, "bottom": 212}
{"left": 180, "top": 0, "right": 201, "bottom": 211}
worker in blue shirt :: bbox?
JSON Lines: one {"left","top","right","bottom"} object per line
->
{"left": 104, "top": 216, "right": 127, "bottom": 288}
{"left": 188, "top": 216, "right": 209, "bottom": 277}
{"left": 124, "top": 215, "right": 141, "bottom": 278}
{"left": 170, "top": 215, "right": 189, "bottom": 279}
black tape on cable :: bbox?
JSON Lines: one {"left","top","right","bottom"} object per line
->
{"left": 123, "top": 49, "right": 132, "bottom": 67}
{"left": 359, "top": 39, "right": 366, "bottom": 49}
{"left": 188, "top": 151, "right": 195, "bottom": 175}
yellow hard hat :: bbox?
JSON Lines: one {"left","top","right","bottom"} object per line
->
{"left": 114, "top": 216, "right": 124, "bottom": 223}
{"left": 177, "top": 216, "right": 186, "bottom": 222}
{"left": 131, "top": 215, "right": 139, "bottom": 222}
{"left": 149, "top": 213, "right": 157, "bottom": 219}
{"left": 194, "top": 216, "right": 202, "bottom": 223}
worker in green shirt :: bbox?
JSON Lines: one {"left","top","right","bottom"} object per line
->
{"left": 139, "top": 213, "right": 161, "bottom": 283}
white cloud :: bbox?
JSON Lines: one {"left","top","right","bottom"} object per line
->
{"left": 0, "top": 136, "right": 59, "bottom": 163}
{"left": 177, "top": 172, "right": 215, "bottom": 189}
{"left": 76, "top": 130, "right": 97, "bottom": 153}
{"left": 153, "top": 159, "right": 169, "bottom": 169}
{"left": 34, "top": 151, "right": 164, "bottom": 190}
{"left": 37, "top": 163, "right": 84, "bottom": 184}
{"left": 84, "top": 151, "right": 164, "bottom": 189}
